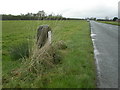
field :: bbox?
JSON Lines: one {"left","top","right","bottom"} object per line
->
{"left": 98, "top": 21, "right": 120, "bottom": 26}
{"left": 2, "top": 20, "right": 96, "bottom": 88}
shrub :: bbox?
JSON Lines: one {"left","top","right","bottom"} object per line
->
{"left": 9, "top": 41, "right": 32, "bottom": 60}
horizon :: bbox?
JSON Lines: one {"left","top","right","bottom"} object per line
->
{"left": 0, "top": 0, "right": 119, "bottom": 19}
{"left": 1, "top": 12, "right": 117, "bottom": 20}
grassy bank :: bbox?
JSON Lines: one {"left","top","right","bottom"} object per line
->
{"left": 98, "top": 21, "right": 120, "bottom": 26}
{"left": 2, "top": 20, "right": 96, "bottom": 88}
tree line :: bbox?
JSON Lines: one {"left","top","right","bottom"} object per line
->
{"left": 2, "top": 10, "right": 67, "bottom": 20}
{"left": 97, "top": 17, "right": 119, "bottom": 21}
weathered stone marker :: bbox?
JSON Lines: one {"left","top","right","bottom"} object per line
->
{"left": 37, "top": 25, "right": 52, "bottom": 48}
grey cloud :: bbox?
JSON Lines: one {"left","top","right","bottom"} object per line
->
{"left": 62, "top": 4, "right": 118, "bottom": 19}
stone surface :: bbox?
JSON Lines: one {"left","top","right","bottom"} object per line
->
{"left": 37, "top": 25, "right": 51, "bottom": 48}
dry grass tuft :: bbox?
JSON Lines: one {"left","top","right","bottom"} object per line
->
{"left": 27, "top": 42, "right": 62, "bottom": 74}
{"left": 3, "top": 39, "right": 67, "bottom": 88}
{"left": 55, "top": 40, "right": 67, "bottom": 50}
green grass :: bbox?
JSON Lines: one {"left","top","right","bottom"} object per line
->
{"left": 2, "top": 20, "right": 96, "bottom": 88}
{"left": 98, "top": 21, "right": 120, "bottom": 26}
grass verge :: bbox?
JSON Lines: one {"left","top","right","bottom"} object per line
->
{"left": 2, "top": 20, "right": 96, "bottom": 88}
{"left": 97, "top": 21, "right": 120, "bottom": 26}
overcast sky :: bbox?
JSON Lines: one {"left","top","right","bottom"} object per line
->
{"left": 0, "top": 0, "right": 119, "bottom": 19}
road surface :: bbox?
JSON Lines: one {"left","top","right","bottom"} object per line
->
{"left": 90, "top": 21, "right": 118, "bottom": 88}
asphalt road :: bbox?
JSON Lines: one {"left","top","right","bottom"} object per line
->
{"left": 90, "top": 21, "right": 118, "bottom": 88}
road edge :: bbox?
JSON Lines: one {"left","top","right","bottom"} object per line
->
{"left": 89, "top": 21, "right": 100, "bottom": 88}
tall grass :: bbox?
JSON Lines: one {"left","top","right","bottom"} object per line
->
{"left": 3, "top": 20, "right": 96, "bottom": 88}
{"left": 3, "top": 33, "right": 67, "bottom": 88}
{"left": 9, "top": 41, "right": 32, "bottom": 60}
